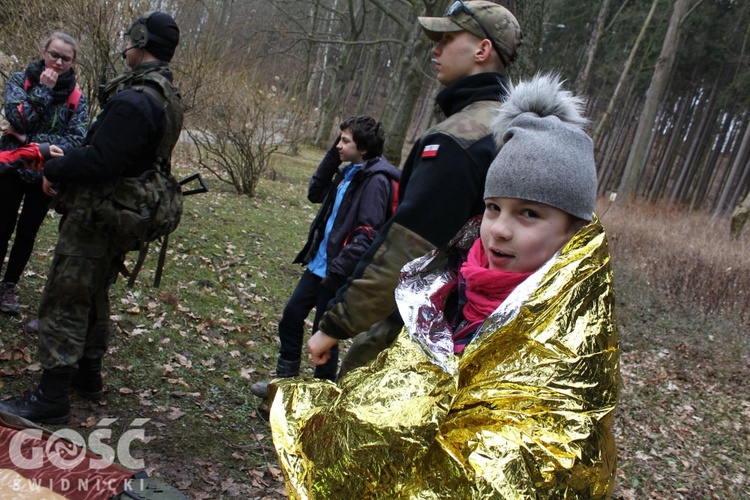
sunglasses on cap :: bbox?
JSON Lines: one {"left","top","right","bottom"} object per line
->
{"left": 45, "top": 49, "right": 74, "bottom": 64}
{"left": 445, "top": 0, "right": 510, "bottom": 67}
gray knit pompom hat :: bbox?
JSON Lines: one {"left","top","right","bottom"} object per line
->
{"left": 484, "top": 73, "right": 597, "bottom": 221}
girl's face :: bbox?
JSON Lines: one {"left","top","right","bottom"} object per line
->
{"left": 42, "top": 38, "right": 75, "bottom": 74}
{"left": 480, "top": 197, "right": 578, "bottom": 273}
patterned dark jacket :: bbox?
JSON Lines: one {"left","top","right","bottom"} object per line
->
{"left": 1, "top": 64, "right": 88, "bottom": 183}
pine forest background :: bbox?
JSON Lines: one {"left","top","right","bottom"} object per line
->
{"left": 1, "top": 0, "right": 748, "bottom": 215}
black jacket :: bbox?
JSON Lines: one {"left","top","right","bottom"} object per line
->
{"left": 44, "top": 63, "right": 171, "bottom": 185}
{"left": 320, "top": 72, "right": 509, "bottom": 340}
{"left": 295, "top": 146, "right": 400, "bottom": 290}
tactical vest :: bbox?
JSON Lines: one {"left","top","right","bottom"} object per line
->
{"left": 99, "top": 67, "right": 184, "bottom": 173}
{"left": 91, "top": 67, "right": 185, "bottom": 244}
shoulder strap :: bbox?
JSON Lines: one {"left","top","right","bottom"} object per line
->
{"left": 135, "top": 72, "right": 184, "bottom": 173}
{"left": 122, "top": 71, "right": 185, "bottom": 173}
{"left": 388, "top": 179, "right": 400, "bottom": 218}
{"left": 67, "top": 86, "right": 82, "bottom": 110}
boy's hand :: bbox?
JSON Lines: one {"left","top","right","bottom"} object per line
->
{"left": 49, "top": 145, "right": 64, "bottom": 157}
{"left": 308, "top": 331, "right": 338, "bottom": 365}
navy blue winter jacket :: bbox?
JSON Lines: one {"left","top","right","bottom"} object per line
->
{"left": 294, "top": 147, "right": 400, "bottom": 290}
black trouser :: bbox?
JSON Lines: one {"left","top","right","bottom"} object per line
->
{"left": 278, "top": 269, "right": 339, "bottom": 380}
{"left": 0, "top": 174, "right": 52, "bottom": 284}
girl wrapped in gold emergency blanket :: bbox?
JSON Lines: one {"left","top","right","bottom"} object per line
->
{"left": 270, "top": 74, "right": 620, "bottom": 498}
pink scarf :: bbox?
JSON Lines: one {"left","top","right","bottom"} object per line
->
{"left": 453, "top": 239, "right": 531, "bottom": 352}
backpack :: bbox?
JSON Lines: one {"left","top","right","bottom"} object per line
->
{"left": 342, "top": 177, "right": 400, "bottom": 247}
{"left": 105, "top": 167, "right": 183, "bottom": 243}
{"left": 387, "top": 179, "right": 400, "bottom": 218}
{"left": 23, "top": 77, "right": 82, "bottom": 110}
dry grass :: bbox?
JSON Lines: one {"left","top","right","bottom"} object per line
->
{"left": 600, "top": 201, "right": 750, "bottom": 321}
{"left": 1, "top": 171, "right": 747, "bottom": 497}
{"left": 599, "top": 200, "right": 750, "bottom": 497}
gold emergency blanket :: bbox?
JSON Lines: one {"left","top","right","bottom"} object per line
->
{"left": 270, "top": 218, "right": 620, "bottom": 498}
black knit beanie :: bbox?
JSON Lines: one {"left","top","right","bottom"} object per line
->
{"left": 130, "top": 12, "right": 180, "bottom": 62}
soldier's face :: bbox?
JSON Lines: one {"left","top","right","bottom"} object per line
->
{"left": 430, "top": 31, "right": 483, "bottom": 85}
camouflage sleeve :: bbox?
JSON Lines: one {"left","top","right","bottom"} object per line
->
{"left": 321, "top": 220, "right": 435, "bottom": 340}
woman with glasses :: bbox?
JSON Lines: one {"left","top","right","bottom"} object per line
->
{"left": 0, "top": 31, "right": 89, "bottom": 316}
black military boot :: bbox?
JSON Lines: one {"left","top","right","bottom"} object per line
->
{"left": 250, "top": 357, "right": 301, "bottom": 399}
{"left": 72, "top": 357, "right": 104, "bottom": 401}
{"left": 0, "top": 370, "right": 72, "bottom": 424}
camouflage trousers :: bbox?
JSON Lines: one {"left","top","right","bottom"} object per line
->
{"left": 37, "top": 206, "right": 133, "bottom": 370}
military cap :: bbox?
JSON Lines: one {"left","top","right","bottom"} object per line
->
{"left": 419, "top": 1, "right": 523, "bottom": 64}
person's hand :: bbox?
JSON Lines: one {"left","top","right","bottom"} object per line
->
{"left": 40, "top": 68, "right": 58, "bottom": 89}
{"left": 2, "top": 125, "right": 26, "bottom": 144}
{"left": 42, "top": 176, "right": 57, "bottom": 197}
{"left": 49, "top": 145, "right": 64, "bottom": 157}
{"left": 308, "top": 330, "right": 338, "bottom": 366}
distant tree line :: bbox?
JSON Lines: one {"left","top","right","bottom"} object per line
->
{"left": 1, "top": 0, "right": 747, "bottom": 216}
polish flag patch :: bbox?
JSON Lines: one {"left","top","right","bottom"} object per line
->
{"left": 421, "top": 144, "right": 440, "bottom": 158}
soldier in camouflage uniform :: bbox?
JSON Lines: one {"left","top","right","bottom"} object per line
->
{"left": 0, "top": 12, "right": 182, "bottom": 424}
{"left": 307, "top": 1, "right": 523, "bottom": 377}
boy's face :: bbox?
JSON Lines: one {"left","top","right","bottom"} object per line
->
{"left": 337, "top": 129, "right": 365, "bottom": 164}
{"left": 430, "top": 31, "right": 483, "bottom": 86}
{"left": 480, "top": 197, "right": 577, "bottom": 273}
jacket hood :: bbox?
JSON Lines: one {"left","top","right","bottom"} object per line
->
{"left": 359, "top": 155, "right": 401, "bottom": 181}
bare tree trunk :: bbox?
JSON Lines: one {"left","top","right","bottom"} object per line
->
{"left": 669, "top": 87, "right": 717, "bottom": 206}
{"left": 592, "top": 0, "right": 660, "bottom": 147}
{"left": 730, "top": 190, "right": 750, "bottom": 239}
{"left": 618, "top": 0, "right": 693, "bottom": 203}
{"left": 355, "top": 8, "right": 387, "bottom": 114}
{"left": 648, "top": 94, "right": 689, "bottom": 202}
{"left": 380, "top": 34, "right": 433, "bottom": 165}
{"left": 314, "top": 0, "right": 367, "bottom": 146}
{"left": 575, "top": 0, "right": 612, "bottom": 96}
{"left": 505, "top": 0, "right": 546, "bottom": 78}
{"left": 597, "top": 91, "right": 639, "bottom": 194}
{"left": 717, "top": 118, "right": 750, "bottom": 215}
{"left": 376, "top": 0, "right": 446, "bottom": 165}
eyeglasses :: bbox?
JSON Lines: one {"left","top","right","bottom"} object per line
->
{"left": 45, "top": 50, "right": 74, "bottom": 64}
{"left": 445, "top": 0, "right": 510, "bottom": 67}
